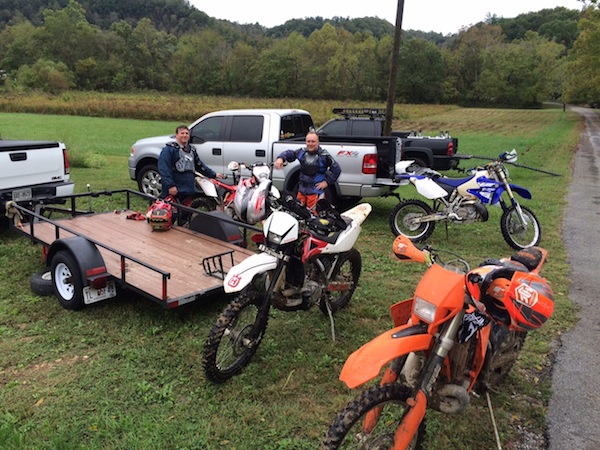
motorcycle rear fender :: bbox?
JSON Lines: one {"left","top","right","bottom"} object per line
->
{"left": 340, "top": 324, "right": 433, "bottom": 389}
{"left": 412, "top": 176, "right": 448, "bottom": 200}
{"left": 223, "top": 252, "right": 277, "bottom": 293}
{"left": 196, "top": 176, "right": 218, "bottom": 198}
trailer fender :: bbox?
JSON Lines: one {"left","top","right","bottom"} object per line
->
{"left": 340, "top": 324, "right": 433, "bottom": 389}
{"left": 46, "top": 236, "right": 108, "bottom": 287}
{"left": 224, "top": 252, "right": 277, "bottom": 294}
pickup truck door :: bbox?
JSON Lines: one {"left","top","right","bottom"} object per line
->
{"left": 221, "top": 114, "right": 270, "bottom": 180}
{"left": 189, "top": 115, "right": 227, "bottom": 177}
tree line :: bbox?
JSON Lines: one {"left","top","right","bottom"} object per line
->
{"left": 0, "top": 0, "right": 598, "bottom": 107}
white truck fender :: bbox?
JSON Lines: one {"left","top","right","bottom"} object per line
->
{"left": 223, "top": 252, "right": 278, "bottom": 293}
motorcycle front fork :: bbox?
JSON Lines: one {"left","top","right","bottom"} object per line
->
{"left": 380, "top": 311, "right": 467, "bottom": 445}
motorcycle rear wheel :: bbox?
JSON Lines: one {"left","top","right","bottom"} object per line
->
{"left": 319, "top": 248, "right": 362, "bottom": 315}
{"left": 477, "top": 327, "right": 528, "bottom": 392}
{"left": 322, "top": 383, "right": 426, "bottom": 449}
{"left": 389, "top": 199, "right": 435, "bottom": 241}
{"left": 500, "top": 204, "right": 541, "bottom": 250}
{"left": 202, "top": 287, "right": 267, "bottom": 383}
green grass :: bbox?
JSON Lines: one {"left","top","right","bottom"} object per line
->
{"left": 0, "top": 102, "right": 582, "bottom": 449}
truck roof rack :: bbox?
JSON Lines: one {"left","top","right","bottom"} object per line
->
{"left": 332, "top": 108, "right": 386, "bottom": 119}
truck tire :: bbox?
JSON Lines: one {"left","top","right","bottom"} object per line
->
{"left": 30, "top": 270, "right": 54, "bottom": 296}
{"left": 51, "top": 250, "right": 86, "bottom": 310}
{"left": 137, "top": 163, "right": 161, "bottom": 197}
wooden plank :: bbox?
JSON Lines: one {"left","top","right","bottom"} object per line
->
{"left": 22, "top": 210, "right": 255, "bottom": 303}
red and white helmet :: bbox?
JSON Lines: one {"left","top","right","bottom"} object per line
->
{"left": 146, "top": 199, "right": 173, "bottom": 231}
{"left": 466, "top": 259, "right": 554, "bottom": 331}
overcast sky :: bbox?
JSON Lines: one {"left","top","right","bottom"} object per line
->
{"left": 189, "top": 0, "right": 585, "bottom": 36}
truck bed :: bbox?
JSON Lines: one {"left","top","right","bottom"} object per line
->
{"left": 19, "top": 205, "right": 255, "bottom": 307}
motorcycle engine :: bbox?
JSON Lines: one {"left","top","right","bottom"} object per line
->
{"left": 448, "top": 202, "right": 488, "bottom": 223}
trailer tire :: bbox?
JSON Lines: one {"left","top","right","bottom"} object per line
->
{"left": 51, "top": 250, "right": 85, "bottom": 310}
{"left": 30, "top": 270, "right": 54, "bottom": 296}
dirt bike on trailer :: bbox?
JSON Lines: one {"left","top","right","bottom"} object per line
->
{"left": 321, "top": 235, "right": 554, "bottom": 449}
{"left": 191, "top": 161, "right": 280, "bottom": 225}
{"left": 202, "top": 195, "right": 372, "bottom": 383}
{"left": 389, "top": 149, "right": 542, "bottom": 250}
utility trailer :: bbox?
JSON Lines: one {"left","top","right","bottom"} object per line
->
{"left": 11, "top": 189, "right": 256, "bottom": 310}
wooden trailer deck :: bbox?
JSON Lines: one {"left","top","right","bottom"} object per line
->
{"left": 19, "top": 207, "right": 255, "bottom": 306}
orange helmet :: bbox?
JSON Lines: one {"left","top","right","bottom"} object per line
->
{"left": 467, "top": 263, "right": 554, "bottom": 331}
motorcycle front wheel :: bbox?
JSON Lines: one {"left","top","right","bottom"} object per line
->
{"left": 202, "top": 287, "right": 268, "bottom": 383}
{"left": 190, "top": 195, "right": 218, "bottom": 213}
{"left": 389, "top": 199, "right": 435, "bottom": 241}
{"left": 318, "top": 248, "right": 362, "bottom": 315}
{"left": 322, "top": 383, "right": 426, "bottom": 449}
{"left": 500, "top": 204, "right": 541, "bottom": 250}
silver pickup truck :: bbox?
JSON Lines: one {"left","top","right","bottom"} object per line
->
{"left": 1, "top": 139, "right": 74, "bottom": 215}
{"left": 128, "top": 109, "right": 402, "bottom": 208}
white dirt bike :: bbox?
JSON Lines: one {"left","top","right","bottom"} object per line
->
{"left": 202, "top": 196, "right": 372, "bottom": 383}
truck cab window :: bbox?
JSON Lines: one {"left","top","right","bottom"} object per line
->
{"left": 229, "top": 116, "right": 263, "bottom": 142}
{"left": 319, "top": 121, "right": 348, "bottom": 135}
{"left": 353, "top": 121, "right": 378, "bottom": 136}
{"left": 191, "top": 116, "right": 224, "bottom": 143}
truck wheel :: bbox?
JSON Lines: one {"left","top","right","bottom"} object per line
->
{"left": 30, "top": 270, "right": 54, "bottom": 296}
{"left": 137, "top": 163, "right": 161, "bottom": 197}
{"left": 51, "top": 251, "right": 85, "bottom": 310}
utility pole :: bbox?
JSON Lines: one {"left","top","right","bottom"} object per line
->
{"left": 384, "top": 0, "right": 405, "bottom": 136}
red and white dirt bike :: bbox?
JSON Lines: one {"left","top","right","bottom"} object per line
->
{"left": 322, "top": 235, "right": 554, "bottom": 449}
{"left": 192, "top": 161, "right": 280, "bottom": 225}
{"left": 202, "top": 195, "right": 372, "bottom": 383}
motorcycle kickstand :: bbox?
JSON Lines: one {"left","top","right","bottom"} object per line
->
{"left": 444, "top": 222, "right": 449, "bottom": 241}
{"left": 324, "top": 300, "right": 336, "bottom": 342}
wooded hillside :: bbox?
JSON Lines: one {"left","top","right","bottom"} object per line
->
{"left": 0, "top": 0, "right": 597, "bottom": 107}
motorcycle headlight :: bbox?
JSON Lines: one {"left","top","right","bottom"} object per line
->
{"left": 413, "top": 296, "right": 437, "bottom": 323}
{"left": 267, "top": 231, "right": 283, "bottom": 245}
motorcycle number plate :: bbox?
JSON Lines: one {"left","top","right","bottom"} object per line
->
{"left": 259, "top": 245, "right": 288, "bottom": 261}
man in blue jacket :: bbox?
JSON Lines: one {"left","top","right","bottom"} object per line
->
{"left": 274, "top": 131, "right": 341, "bottom": 211}
{"left": 158, "top": 125, "right": 223, "bottom": 202}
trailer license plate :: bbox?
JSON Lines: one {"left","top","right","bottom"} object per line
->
{"left": 83, "top": 281, "right": 117, "bottom": 304}
{"left": 12, "top": 187, "right": 32, "bottom": 202}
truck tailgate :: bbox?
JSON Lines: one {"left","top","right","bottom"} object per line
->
{"left": 0, "top": 140, "right": 67, "bottom": 190}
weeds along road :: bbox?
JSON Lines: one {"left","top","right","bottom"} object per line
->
{"left": 547, "top": 106, "right": 600, "bottom": 450}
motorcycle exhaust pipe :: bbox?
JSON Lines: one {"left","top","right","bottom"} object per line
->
{"left": 430, "top": 384, "right": 471, "bottom": 414}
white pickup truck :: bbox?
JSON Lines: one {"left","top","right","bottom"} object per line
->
{"left": 128, "top": 109, "right": 402, "bottom": 208}
{"left": 1, "top": 139, "right": 74, "bottom": 217}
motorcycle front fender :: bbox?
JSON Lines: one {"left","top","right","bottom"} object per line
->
{"left": 508, "top": 184, "right": 532, "bottom": 200}
{"left": 340, "top": 324, "right": 433, "bottom": 389}
{"left": 489, "top": 183, "right": 532, "bottom": 205}
{"left": 223, "top": 252, "right": 277, "bottom": 294}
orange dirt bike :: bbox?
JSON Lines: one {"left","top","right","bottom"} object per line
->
{"left": 321, "top": 235, "right": 554, "bottom": 449}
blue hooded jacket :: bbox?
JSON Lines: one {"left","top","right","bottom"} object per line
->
{"left": 158, "top": 142, "right": 217, "bottom": 198}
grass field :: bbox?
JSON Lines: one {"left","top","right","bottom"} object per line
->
{"left": 0, "top": 97, "right": 582, "bottom": 449}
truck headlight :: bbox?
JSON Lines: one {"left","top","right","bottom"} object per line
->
{"left": 413, "top": 296, "right": 436, "bottom": 323}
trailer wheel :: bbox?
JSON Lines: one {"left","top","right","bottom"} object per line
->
{"left": 51, "top": 250, "right": 85, "bottom": 310}
{"left": 30, "top": 270, "right": 54, "bottom": 296}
